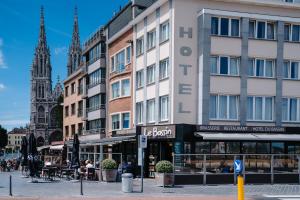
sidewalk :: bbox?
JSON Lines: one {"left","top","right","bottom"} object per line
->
{"left": 0, "top": 171, "right": 299, "bottom": 199}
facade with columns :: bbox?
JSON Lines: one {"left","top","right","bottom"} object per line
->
{"left": 30, "top": 7, "right": 63, "bottom": 146}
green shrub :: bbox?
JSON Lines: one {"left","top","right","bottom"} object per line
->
{"left": 155, "top": 160, "right": 173, "bottom": 173}
{"left": 102, "top": 159, "right": 117, "bottom": 170}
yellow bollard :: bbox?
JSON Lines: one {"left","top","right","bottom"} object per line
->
{"left": 237, "top": 175, "right": 245, "bottom": 200}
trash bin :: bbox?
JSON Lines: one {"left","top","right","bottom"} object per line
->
{"left": 122, "top": 173, "right": 133, "bottom": 193}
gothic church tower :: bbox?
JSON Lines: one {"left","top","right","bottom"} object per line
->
{"left": 67, "top": 7, "right": 82, "bottom": 75}
{"left": 30, "top": 7, "right": 63, "bottom": 146}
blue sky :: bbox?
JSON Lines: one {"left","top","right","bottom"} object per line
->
{"left": 0, "top": 0, "right": 129, "bottom": 131}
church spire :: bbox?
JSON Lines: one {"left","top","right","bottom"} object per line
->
{"left": 67, "top": 6, "right": 82, "bottom": 76}
{"left": 38, "top": 6, "right": 47, "bottom": 48}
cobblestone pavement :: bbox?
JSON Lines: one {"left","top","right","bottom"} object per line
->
{"left": 0, "top": 171, "right": 300, "bottom": 199}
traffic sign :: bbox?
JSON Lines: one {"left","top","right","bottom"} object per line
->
{"left": 139, "top": 135, "right": 147, "bottom": 149}
{"left": 234, "top": 160, "right": 243, "bottom": 174}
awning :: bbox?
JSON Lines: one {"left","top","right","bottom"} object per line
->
{"left": 37, "top": 145, "right": 50, "bottom": 151}
{"left": 99, "top": 135, "right": 136, "bottom": 145}
{"left": 194, "top": 132, "right": 300, "bottom": 141}
{"left": 66, "top": 134, "right": 136, "bottom": 147}
{"left": 50, "top": 145, "right": 64, "bottom": 150}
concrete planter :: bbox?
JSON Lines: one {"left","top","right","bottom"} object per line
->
{"left": 155, "top": 172, "right": 174, "bottom": 187}
{"left": 102, "top": 169, "right": 117, "bottom": 182}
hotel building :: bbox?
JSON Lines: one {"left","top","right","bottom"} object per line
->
{"left": 130, "top": 0, "right": 300, "bottom": 184}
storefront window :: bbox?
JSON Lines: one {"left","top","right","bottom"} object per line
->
{"left": 242, "top": 142, "right": 256, "bottom": 154}
{"left": 257, "top": 142, "right": 270, "bottom": 154}
{"left": 211, "top": 142, "right": 225, "bottom": 154}
{"left": 195, "top": 142, "right": 210, "bottom": 154}
{"left": 226, "top": 142, "right": 240, "bottom": 154}
{"left": 272, "top": 142, "right": 284, "bottom": 154}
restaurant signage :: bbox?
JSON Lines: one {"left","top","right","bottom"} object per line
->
{"left": 141, "top": 125, "right": 176, "bottom": 139}
{"left": 197, "top": 125, "right": 285, "bottom": 133}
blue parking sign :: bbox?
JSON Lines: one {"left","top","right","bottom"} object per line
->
{"left": 234, "top": 160, "right": 243, "bottom": 174}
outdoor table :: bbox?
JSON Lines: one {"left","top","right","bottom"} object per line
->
{"left": 61, "top": 168, "right": 74, "bottom": 180}
{"left": 42, "top": 166, "right": 57, "bottom": 181}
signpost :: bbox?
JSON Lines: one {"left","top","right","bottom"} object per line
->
{"left": 234, "top": 160, "right": 244, "bottom": 200}
{"left": 138, "top": 135, "right": 147, "bottom": 193}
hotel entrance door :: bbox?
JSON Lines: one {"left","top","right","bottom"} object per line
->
{"left": 146, "top": 141, "right": 173, "bottom": 177}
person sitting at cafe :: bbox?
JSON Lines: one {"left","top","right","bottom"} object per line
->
{"left": 85, "top": 160, "right": 93, "bottom": 168}
{"left": 45, "top": 159, "right": 52, "bottom": 167}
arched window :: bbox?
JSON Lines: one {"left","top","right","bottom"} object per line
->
{"left": 38, "top": 106, "right": 45, "bottom": 123}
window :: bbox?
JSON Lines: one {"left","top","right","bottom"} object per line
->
{"left": 160, "top": 96, "right": 169, "bottom": 121}
{"left": 136, "top": 70, "right": 144, "bottom": 89}
{"left": 210, "top": 56, "right": 239, "bottom": 76}
{"left": 87, "top": 94, "right": 103, "bottom": 112}
{"left": 111, "top": 79, "right": 130, "bottom": 99}
{"left": 282, "top": 98, "right": 300, "bottom": 122}
{"left": 160, "top": 21, "right": 169, "bottom": 42}
{"left": 121, "top": 79, "right": 130, "bottom": 96}
{"left": 65, "top": 126, "right": 69, "bottom": 137}
{"left": 78, "top": 101, "right": 83, "bottom": 117}
{"left": 147, "top": 99, "right": 155, "bottom": 123}
{"left": 65, "top": 106, "right": 69, "bottom": 117}
{"left": 146, "top": 65, "right": 155, "bottom": 84}
{"left": 209, "top": 95, "right": 239, "bottom": 120}
{"left": 112, "top": 114, "right": 120, "bottom": 130}
{"left": 65, "top": 86, "right": 69, "bottom": 97}
{"left": 249, "top": 20, "right": 276, "bottom": 40}
{"left": 285, "top": 24, "right": 300, "bottom": 42}
{"left": 111, "top": 57, "right": 115, "bottom": 72}
{"left": 211, "top": 17, "right": 240, "bottom": 37}
{"left": 87, "top": 119, "right": 105, "bottom": 130}
{"left": 136, "top": 102, "right": 143, "bottom": 124}
{"left": 247, "top": 96, "right": 274, "bottom": 121}
{"left": 136, "top": 37, "right": 144, "bottom": 56}
{"left": 71, "top": 82, "right": 76, "bottom": 94}
{"left": 111, "top": 82, "right": 120, "bottom": 99}
{"left": 122, "top": 113, "right": 130, "bottom": 129}
{"left": 115, "top": 50, "right": 125, "bottom": 73}
{"left": 284, "top": 61, "right": 299, "bottom": 79}
{"left": 126, "top": 46, "right": 131, "bottom": 64}
{"left": 147, "top": 30, "right": 156, "bottom": 50}
{"left": 71, "top": 125, "right": 75, "bottom": 135}
{"left": 159, "top": 58, "right": 169, "bottom": 80}
{"left": 71, "top": 103, "right": 76, "bottom": 115}
{"left": 78, "top": 78, "right": 83, "bottom": 95}
{"left": 89, "top": 68, "right": 105, "bottom": 88}
{"left": 248, "top": 58, "right": 275, "bottom": 78}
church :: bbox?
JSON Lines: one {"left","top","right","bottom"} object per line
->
{"left": 29, "top": 7, "right": 63, "bottom": 146}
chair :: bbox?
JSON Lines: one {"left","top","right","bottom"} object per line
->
{"left": 86, "top": 168, "right": 95, "bottom": 180}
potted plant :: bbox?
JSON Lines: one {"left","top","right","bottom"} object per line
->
{"left": 101, "top": 159, "right": 118, "bottom": 182}
{"left": 155, "top": 160, "right": 174, "bottom": 187}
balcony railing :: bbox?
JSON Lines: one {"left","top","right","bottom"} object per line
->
{"left": 87, "top": 79, "right": 106, "bottom": 89}
{"left": 86, "top": 104, "right": 105, "bottom": 113}
{"left": 85, "top": 54, "right": 105, "bottom": 67}
{"left": 82, "top": 128, "right": 106, "bottom": 135}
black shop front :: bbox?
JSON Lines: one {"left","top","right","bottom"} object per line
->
{"left": 136, "top": 124, "right": 300, "bottom": 184}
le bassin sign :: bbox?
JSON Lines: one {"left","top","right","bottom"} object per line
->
{"left": 141, "top": 125, "right": 176, "bottom": 139}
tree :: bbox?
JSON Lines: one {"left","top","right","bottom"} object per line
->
{"left": 0, "top": 125, "right": 8, "bottom": 149}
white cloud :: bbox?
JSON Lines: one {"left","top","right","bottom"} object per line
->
{"left": 0, "top": 119, "right": 28, "bottom": 126}
{"left": 54, "top": 46, "right": 67, "bottom": 55}
{"left": 0, "top": 83, "right": 5, "bottom": 91}
{"left": 0, "top": 38, "right": 7, "bottom": 69}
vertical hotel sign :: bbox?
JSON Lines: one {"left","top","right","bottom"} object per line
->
{"left": 175, "top": 22, "right": 196, "bottom": 123}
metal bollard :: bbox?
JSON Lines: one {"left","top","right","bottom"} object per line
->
{"left": 80, "top": 175, "right": 83, "bottom": 195}
{"left": 9, "top": 175, "right": 12, "bottom": 196}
